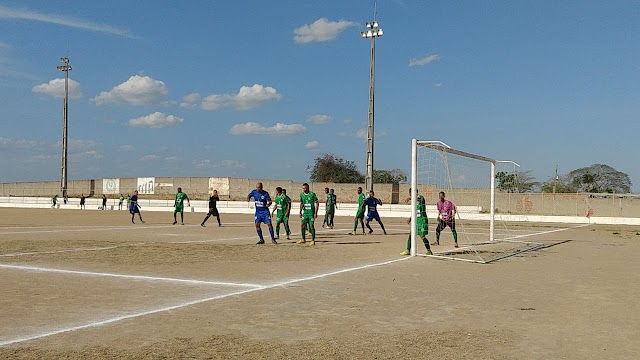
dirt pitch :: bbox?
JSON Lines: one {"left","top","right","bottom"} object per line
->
{"left": 0, "top": 208, "right": 638, "bottom": 359}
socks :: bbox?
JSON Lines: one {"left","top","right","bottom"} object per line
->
{"left": 310, "top": 227, "right": 316, "bottom": 241}
{"left": 268, "top": 227, "right": 275, "bottom": 240}
{"left": 257, "top": 229, "right": 264, "bottom": 241}
{"left": 284, "top": 223, "right": 290, "bottom": 235}
{"left": 301, "top": 226, "right": 306, "bottom": 240}
{"left": 275, "top": 224, "right": 280, "bottom": 237}
{"left": 453, "top": 230, "right": 458, "bottom": 243}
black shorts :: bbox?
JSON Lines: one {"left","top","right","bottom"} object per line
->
{"left": 436, "top": 219, "right": 455, "bottom": 232}
{"left": 207, "top": 208, "right": 219, "bottom": 216}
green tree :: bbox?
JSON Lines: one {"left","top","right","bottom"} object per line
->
{"left": 309, "top": 154, "right": 364, "bottom": 183}
{"left": 542, "top": 164, "right": 632, "bottom": 193}
{"left": 496, "top": 170, "right": 539, "bottom": 193}
{"left": 373, "top": 169, "right": 407, "bottom": 184}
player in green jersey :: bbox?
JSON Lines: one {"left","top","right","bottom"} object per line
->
{"left": 401, "top": 188, "right": 432, "bottom": 256}
{"left": 322, "top": 187, "right": 336, "bottom": 228}
{"left": 350, "top": 187, "right": 366, "bottom": 235}
{"left": 298, "top": 183, "right": 319, "bottom": 245}
{"left": 271, "top": 187, "right": 291, "bottom": 240}
{"left": 173, "top": 187, "right": 191, "bottom": 225}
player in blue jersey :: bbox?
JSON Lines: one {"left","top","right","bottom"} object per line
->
{"left": 129, "top": 190, "right": 145, "bottom": 224}
{"left": 247, "top": 182, "right": 277, "bottom": 245}
{"left": 364, "top": 190, "right": 387, "bottom": 235}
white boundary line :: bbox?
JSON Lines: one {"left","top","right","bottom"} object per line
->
{"left": 0, "top": 224, "right": 177, "bottom": 235}
{"left": 0, "top": 243, "right": 146, "bottom": 257}
{"left": 0, "top": 263, "right": 263, "bottom": 288}
{"left": 0, "top": 257, "right": 410, "bottom": 347}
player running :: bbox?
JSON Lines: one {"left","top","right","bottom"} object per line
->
{"left": 173, "top": 187, "right": 191, "bottom": 225}
{"left": 129, "top": 190, "right": 145, "bottom": 224}
{"left": 435, "top": 191, "right": 458, "bottom": 248}
{"left": 364, "top": 190, "right": 387, "bottom": 235}
{"left": 201, "top": 190, "right": 223, "bottom": 227}
{"left": 298, "top": 183, "right": 319, "bottom": 245}
{"left": 271, "top": 187, "right": 291, "bottom": 240}
{"left": 247, "top": 182, "right": 277, "bottom": 245}
{"left": 350, "top": 187, "right": 366, "bottom": 235}
{"left": 401, "top": 188, "right": 432, "bottom": 256}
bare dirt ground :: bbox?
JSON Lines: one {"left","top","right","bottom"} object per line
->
{"left": 0, "top": 208, "right": 638, "bottom": 359}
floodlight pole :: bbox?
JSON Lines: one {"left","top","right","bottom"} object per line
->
{"left": 57, "top": 56, "right": 72, "bottom": 198}
{"left": 361, "top": 13, "right": 382, "bottom": 192}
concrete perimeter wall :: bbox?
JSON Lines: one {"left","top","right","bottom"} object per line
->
{"left": 2, "top": 178, "right": 640, "bottom": 219}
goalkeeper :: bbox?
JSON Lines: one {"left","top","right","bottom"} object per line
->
{"left": 401, "top": 188, "right": 432, "bottom": 256}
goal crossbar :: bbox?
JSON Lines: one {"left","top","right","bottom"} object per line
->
{"left": 411, "top": 139, "right": 497, "bottom": 258}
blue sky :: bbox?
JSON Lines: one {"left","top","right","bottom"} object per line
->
{"left": 0, "top": 0, "right": 638, "bottom": 191}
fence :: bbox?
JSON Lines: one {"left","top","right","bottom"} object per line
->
{"left": 1, "top": 178, "right": 640, "bottom": 218}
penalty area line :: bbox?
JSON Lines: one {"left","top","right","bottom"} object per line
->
{"left": 0, "top": 263, "right": 263, "bottom": 289}
{"left": 0, "top": 257, "right": 411, "bottom": 347}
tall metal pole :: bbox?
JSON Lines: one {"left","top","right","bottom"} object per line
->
{"left": 366, "top": 36, "right": 376, "bottom": 192}
{"left": 361, "top": 15, "right": 382, "bottom": 192}
{"left": 57, "top": 56, "right": 72, "bottom": 198}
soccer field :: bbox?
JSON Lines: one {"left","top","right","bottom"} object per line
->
{"left": 0, "top": 208, "right": 638, "bottom": 359}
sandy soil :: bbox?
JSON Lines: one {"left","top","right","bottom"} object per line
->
{"left": 0, "top": 208, "right": 638, "bottom": 359}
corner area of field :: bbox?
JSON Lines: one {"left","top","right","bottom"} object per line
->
{"left": 0, "top": 208, "right": 638, "bottom": 359}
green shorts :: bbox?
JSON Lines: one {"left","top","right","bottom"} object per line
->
{"left": 355, "top": 211, "right": 364, "bottom": 220}
{"left": 416, "top": 217, "right": 428, "bottom": 236}
{"left": 325, "top": 206, "right": 335, "bottom": 215}
{"left": 175, "top": 206, "right": 184, "bottom": 213}
{"left": 276, "top": 215, "right": 289, "bottom": 223}
{"left": 301, "top": 215, "right": 315, "bottom": 225}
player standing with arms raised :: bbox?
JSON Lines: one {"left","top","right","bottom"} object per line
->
{"left": 248, "top": 182, "right": 277, "bottom": 244}
{"left": 173, "top": 187, "right": 191, "bottom": 225}
{"left": 201, "top": 190, "right": 223, "bottom": 227}
{"left": 298, "top": 183, "right": 319, "bottom": 245}
{"left": 364, "top": 190, "right": 387, "bottom": 235}
{"left": 435, "top": 191, "right": 458, "bottom": 248}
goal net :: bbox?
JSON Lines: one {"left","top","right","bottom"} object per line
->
{"left": 410, "top": 139, "right": 544, "bottom": 263}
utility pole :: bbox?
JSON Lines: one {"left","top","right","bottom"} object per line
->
{"left": 553, "top": 165, "right": 558, "bottom": 194}
{"left": 57, "top": 55, "right": 72, "bottom": 198}
{"left": 360, "top": 2, "right": 383, "bottom": 192}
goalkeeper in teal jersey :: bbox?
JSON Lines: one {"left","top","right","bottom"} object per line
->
{"left": 350, "top": 187, "right": 366, "bottom": 235}
{"left": 271, "top": 187, "right": 291, "bottom": 240}
{"left": 173, "top": 187, "right": 191, "bottom": 225}
{"left": 401, "top": 188, "right": 432, "bottom": 256}
{"left": 298, "top": 183, "right": 319, "bottom": 245}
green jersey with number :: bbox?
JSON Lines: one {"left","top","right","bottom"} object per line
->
{"left": 275, "top": 194, "right": 289, "bottom": 216}
{"left": 175, "top": 192, "right": 188, "bottom": 209}
{"left": 300, "top": 191, "right": 318, "bottom": 217}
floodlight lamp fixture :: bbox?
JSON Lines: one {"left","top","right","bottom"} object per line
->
{"left": 372, "top": 21, "right": 379, "bottom": 28}
{"left": 366, "top": 22, "right": 372, "bottom": 28}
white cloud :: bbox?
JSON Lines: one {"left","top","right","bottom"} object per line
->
{"left": 194, "top": 159, "right": 246, "bottom": 169}
{"left": 0, "top": 5, "right": 137, "bottom": 38}
{"left": 32, "top": 78, "right": 82, "bottom": 99}
{"left": 74, "top": 150, "right": 101, "bottom": 159}
{"left": 91, "top": 75, "right": 168, "bottom": 106}
{"left": 0, "top": 137, "right": 40, "bottom": 150}
{"left": 140, "top": 154, "right": 159, "bottom": 161}
{"left": 180, "top": 93, "right": 201, "bottom": 108}
{"left": 229, "top": 122, "right": 306, "bottom": 136}
{"left": 165, "top": 156, "right": 178, "bottom": 161}
{"left": 409, "top": 54, "right": 440, "bottom": 67}
{"left": 435, "top": 82, "right": 443, "bottom": 87}
{"left": 307, "top": 114, "right": 331, "bottom": 124}
{"left": 117, "top": 144, "right": 135, "bottom": 152}
{"left": 305, "top": 140, "right": 320, "bottom": 151}
{"left": 128, "top": 112, "right": 183, "bottom": 128}
{"left": 294, "top": 18, "right": 354, "bottom": 43}
{"left": 192, "top": 84, "right": 282, "bottom": 111}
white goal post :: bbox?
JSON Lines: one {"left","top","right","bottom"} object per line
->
{"left": 410, "top": 139, "right": 496, "bottom": 257}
